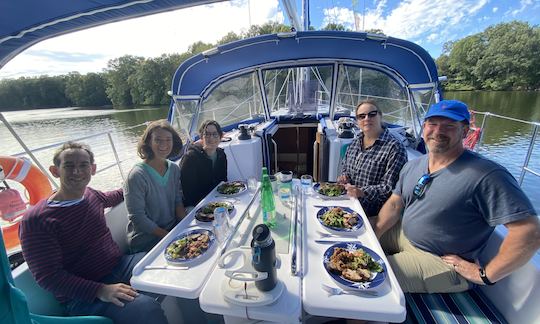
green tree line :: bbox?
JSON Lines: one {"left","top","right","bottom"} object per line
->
{"left": 0, "top": 22, "right": 291, "bottom": 111}
{"left": 436, "top": 21, "right": 540, "bottom": 91}
{"left": 1, "top": 21, "right": 538, "bottom": 111}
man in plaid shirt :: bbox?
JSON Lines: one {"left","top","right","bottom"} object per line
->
{"left": 338, "top": 99, "right": 407, "bottom": 216}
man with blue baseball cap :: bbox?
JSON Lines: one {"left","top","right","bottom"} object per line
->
{"left": 423, "top": 99, "right": 470, "bottom": 123}
{"left": 371, "top": 99, "right": 540, "bottom": 293}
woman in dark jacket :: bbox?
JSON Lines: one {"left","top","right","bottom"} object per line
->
{"left": 180, "top": 120, "right": 227, "bottom": 208}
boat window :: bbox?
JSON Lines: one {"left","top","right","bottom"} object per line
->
{"left": 263, "top": 65, "right": 333, "bottom": 116}
{"left": 199, "top": 72, "right": 264, "bottom": 130}
{"left": 335, "top": 66, "right": 410, "bottom": 125}
{"left": 171, "top": 99, "right": 197, "bottom": 143}
{"left": 411, "top": 89, "right": 437, "bottom": 116}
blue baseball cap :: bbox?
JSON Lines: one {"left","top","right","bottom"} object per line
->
{"left": 424, "top": 100, "right": 470, "bottom": 123}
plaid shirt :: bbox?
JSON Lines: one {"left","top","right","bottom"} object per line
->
{"left": 341, "top": 128, "right": 407, "bottom": 216}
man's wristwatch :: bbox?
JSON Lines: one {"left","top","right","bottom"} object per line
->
{"left": 479, "top": 267, "right": 495, "bottom": 285}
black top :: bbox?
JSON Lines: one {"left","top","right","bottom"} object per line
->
{"left": 180, "top": 144, "right": 227, "bottom": 207}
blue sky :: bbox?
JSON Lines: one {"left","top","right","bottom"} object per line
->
{"left": 0, "top": 0, "right": 539, "bottom": 79}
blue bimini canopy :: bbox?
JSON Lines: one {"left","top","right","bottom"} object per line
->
{"left": 171, "top": 30, "right": 440, "bottom": 99}
{"left": 0, "top": 0, "right": 225, "bottom": 69}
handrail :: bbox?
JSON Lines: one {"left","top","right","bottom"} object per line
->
{"left": 9, "top": 122, "right": 149, "bottom": 157}
{"left": 1, "top": 113, "right": 149, "bottom": 189}
{"left": 472, "top": 110, "right": 540, "bottom": 127}
{"left": 1, "top": 112, "right": 58, "bottom": 188}
{"left": 291, "top": 185, "right": 301, "bottom": 276}
{"left": 471, "top": 110, "right": 540, "bottom": 186}
{"left": 219, "top": 186, "right": 261, "bottom": 257}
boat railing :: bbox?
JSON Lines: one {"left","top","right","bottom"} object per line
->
{"left": 1, "top": 112, "right": 147, "bottom": 189}
{"left": 471, "top": 110, "right": 540, "bottom": 186}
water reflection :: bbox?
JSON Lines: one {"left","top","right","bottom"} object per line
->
{"left": 1, "top": 98, "right": 538, "bottom": 212}
{"left": 1, "top": 106, "right": 168, "bottom": 191}
{"left": 446, "top": 91, "right": 539, "bottom": 212}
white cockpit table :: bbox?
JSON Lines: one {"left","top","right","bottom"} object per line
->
{"left": 302, "top": 194, "right": 406, "bottom": 322}
{"left": 130, "top": 182, "right": 258, "bottom": 299}
{"left": 199, "top": 183, "right": 302, "bottom": 323}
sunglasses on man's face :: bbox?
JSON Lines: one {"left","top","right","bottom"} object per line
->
{"left": 413, "top": 174, "right": 432, "bottom": 199}
{"left": 356, "top": 110, "right": 379, "bottom": 120}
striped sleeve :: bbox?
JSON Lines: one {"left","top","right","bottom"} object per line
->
{"left": 19, "top": 205, "right": 103, "bottom": 302}
{"left": 92, "top": 187, "right": 124, "bottom": 208}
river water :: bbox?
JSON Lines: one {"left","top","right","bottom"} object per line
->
{"left": 1, "top": 91, "right": 539, "bottom": 213}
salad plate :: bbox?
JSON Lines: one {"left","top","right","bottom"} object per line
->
{"left": 323, "top": 242, "right": 386, "bottom": 290}
{"left": 164, "top": 228, "right": 216, "bottom": 265}
{"left": 317, "top": 206, "right": 363, "bottom": 233}
{"left": 216, "top": 181, "right": 247, "bottom": 197}
{"left": 195, "top": 201, "right": 235, "bottom": 222}
{"left": 313, "top": 182, "right": 347, "bottom": 200}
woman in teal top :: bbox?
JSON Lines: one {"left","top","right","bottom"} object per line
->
{"left": 124, "top": 120, "right": 186, "bottom": 253}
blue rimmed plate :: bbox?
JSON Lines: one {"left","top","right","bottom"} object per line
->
{"left": 195, "top": 201, "right": 235, "bottom": 222}
{"left": 323, "top": 242, "right": 386, "bottom": 290}
{"left": 216, "top": 181, "right": 247, "bottom": 197}
{"left": 164, "top": 228, "right": 216, "bottom": 265}
{"left": 313, "top": 182, "right": 347, "bottom": 199}
{"left": 317, "top": 206, "right": 363, "bottom": 233}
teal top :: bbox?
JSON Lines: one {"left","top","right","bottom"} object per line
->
{"left": 124, "top": 160, "right": 183, "bottom": 253}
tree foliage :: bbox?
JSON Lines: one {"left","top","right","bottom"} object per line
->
{"left": 0, "top": 22, "right": 291, "bottom": 110}
{"left": 437, "top": 21, "right": 540, "bottom": 90}
{"left": 2, "top": 21, "right": 538, "bottom": 111}
{"left": 65, "top": 72, "right": 111, "bottom": 106}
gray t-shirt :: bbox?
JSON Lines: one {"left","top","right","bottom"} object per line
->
{"left": 124, "top": 160, "right": 183, "bottom": 253}
{"left": 394, "top": 150, "right": 535, "bottom": 260}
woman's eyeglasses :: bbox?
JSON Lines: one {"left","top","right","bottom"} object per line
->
{"left": 356, "top": 110, "right": 379, "bottom": 120}
{"left": 413, "top": 174, "right": 432, "bottom": 199}
{"left": 203, "top": 132, "right": 220, "bottom": 138}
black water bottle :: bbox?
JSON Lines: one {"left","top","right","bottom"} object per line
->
{"left": 251, "top": 224, "right": 277, "bottom": 291}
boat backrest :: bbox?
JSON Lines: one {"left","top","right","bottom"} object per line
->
{"left": 12, "top": 201, "right": 130, "bottom": 316}
{"left": 104, "top": 202, "right": 129, "bottom": 254}
{"left": 479, "top": 226, "right": 540, "bottom": 323}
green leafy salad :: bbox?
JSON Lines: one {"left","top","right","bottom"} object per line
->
{"left": 195, "top": 201, "right": 234, "bottom": 222}
{"left": 320, "top": 207, "right": 359, "bottom": 229}
{"left": 217, "top": 181, "right": 246, "bottom": 194}
{"left": 317, "top": 183, "right": 346, "bottom": 197}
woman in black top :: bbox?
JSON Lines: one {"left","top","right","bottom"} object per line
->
{"left": 180, "top": 120, "right": 227, "bottom": 208}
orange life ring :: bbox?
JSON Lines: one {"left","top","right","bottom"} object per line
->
{"left": 1, "top": 156, "right": 53, "bottom": 251}
{"left": 1, "top": 156, "right": 53, "bottom": 205}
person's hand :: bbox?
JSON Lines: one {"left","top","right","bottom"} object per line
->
{"left": 441, "top": 254, "right": 483, "bottom": 285}
{"left": 96, "top": 283, "right": 139, "bottom": 307}
{"left": 336, "top": 174, "right": 350, "bottom": 184}
{"left": 344, "top": 183, "right": 364, "bottom": 198}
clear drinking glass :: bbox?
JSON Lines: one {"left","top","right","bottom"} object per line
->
{"left": 300, "top": 174, "right": 313, "bottom": 194}
{"left": 248, "top": 176, "right": 258, "bottom": 192}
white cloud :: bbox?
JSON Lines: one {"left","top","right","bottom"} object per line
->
{"left": 512, "top": 0, "right": 533, "bottom": 16}
{"left": 0, "top": 0, "right": 282, "bottom": 78}
{"left": 322, "top": 7, "right": 356, "bottom": 30}
{"left": 321, "top": 0, "right": 489, "bottom": 48}
{"left": 427, "top": 33, "right": 439, "bottom": 41}
{"left": 492, "top": 7, "right": 498, "bottom": 13}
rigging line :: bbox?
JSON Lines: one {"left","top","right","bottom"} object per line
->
{"left": 310, "top": 67, "right": 329, "bottom": 94}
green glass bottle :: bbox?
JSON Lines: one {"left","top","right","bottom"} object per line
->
{"left": 261, "top": 167, "right": 268, "bottom": 182}
{"left": 261, "top": 174, "right": 276, "bottom": 228}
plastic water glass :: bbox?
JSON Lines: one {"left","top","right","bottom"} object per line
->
{"left": 301, "top": 175, "right": 313, "bottom": 194}
{"left": 248, "top": 176, "right": 258, "bottom": 192}
{"left": 279, "top": 186, "right": 291, "bottom": 202}
{"left": 213, "top": 207, "right": 230, "bottom": 243}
